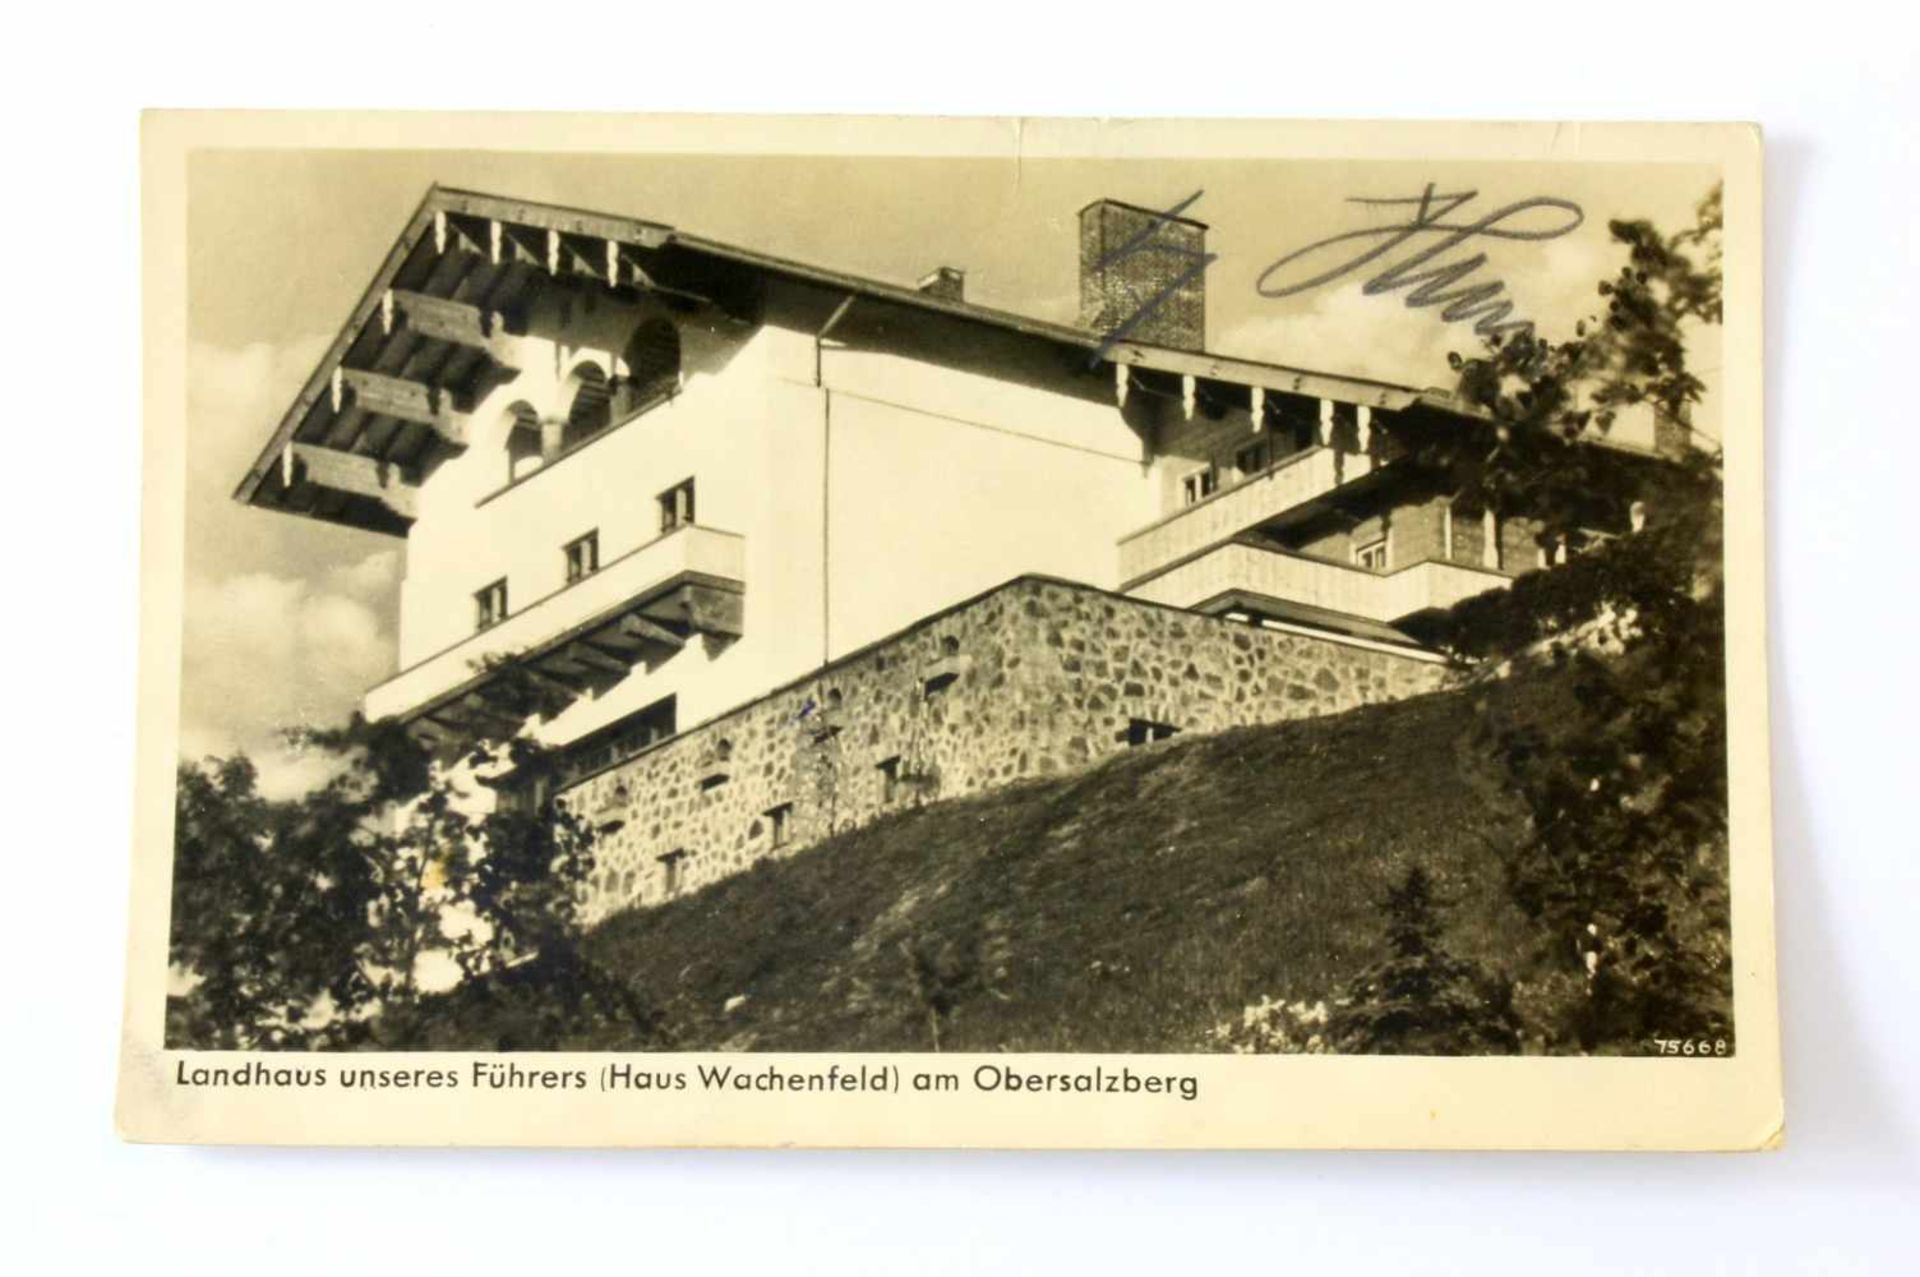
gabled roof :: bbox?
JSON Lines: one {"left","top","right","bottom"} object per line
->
{"left": 233, "top": 185, "right": 1464, "bottom": 535}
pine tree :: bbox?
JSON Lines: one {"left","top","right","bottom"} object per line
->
{"left": 1327, "top": 867, "right": 1521, "bottom": 1055}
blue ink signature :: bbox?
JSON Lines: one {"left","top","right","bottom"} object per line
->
{"left": 1254, "top": 183, "right": 1584, "bottom": 342}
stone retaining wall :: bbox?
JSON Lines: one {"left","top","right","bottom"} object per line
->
{"left": 565, "top": 575, "right": 1449, "bottom": 923}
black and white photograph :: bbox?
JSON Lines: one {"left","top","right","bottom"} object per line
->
{"left": 118, "top": 114, "right": 1777, "bottom": 1150}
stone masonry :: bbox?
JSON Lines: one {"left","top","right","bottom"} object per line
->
{"left": 564, "top": 575, "right": 1449, "bottom": 923}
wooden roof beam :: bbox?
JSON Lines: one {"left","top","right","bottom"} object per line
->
{"left": 455, "top": 693, "right": 524, "bottom": 735}
{"left": 522, "top": 653, "right": 594, "bottom": 688}
{"left": 683, "top": 584, "right": 745, "bottom": 638}
{"left": 635, "top": 582, "right": 744, "bottom": 638}
{"left": 433, "top": 210, "right": 490, "bottom": 260}
{"left": 495, "top": 222, "right": 548, "bottom": 270}
{"left": 609, "top": 612, "right": 687, "bottom": 652}
{"left": 556, "top": 233, "right": 607, "bottom": 282}
{"left": 286, "top": 442, "right": 418, "bottom": 520}
{"left": 435, "top": 189, "right": 674, "bottom": 254}
{"left": 335, "top": 368, "right": 468, "bottom": 447}
{"left": 561, "top": 641, "right": 630, "bottom": 676}
{"left": 517, "top": 663, "right": 588, "bottom": 705}
{"left": 617, "top": 245, "right": 719, "bottom": 307}
{"left": 385, "top": 289, "right": 522, "bottom": 369}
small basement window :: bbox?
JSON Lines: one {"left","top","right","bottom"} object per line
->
{"left": 474, "top": 578, "right": 508, "bottom": 631}
{"left": 658, "top": 478, "right": 696, "bottom": 533}
{"left": 1125, "top": 718, "right": 1179, "bottom": 747}
{"left": 765, "top": 802, "right": 793, "bottom": 849}
{"left": 1354, "top": 539, "right": 1389, "bottom": 571}
{"left": 923, "top": 649, "right": 964, "bottom": 697}
{"left": 658, "top": 848, "right": 692, "bottom": 899}
{"left": 564, "top": 530, "right": 599, "bottom": 584}
{"left": 878, "top": 756, "right": 902, "bottom": 804}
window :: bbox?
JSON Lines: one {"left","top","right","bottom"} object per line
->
{"left": 658, "top": 849, "right": 691, "bottom": 899}
{"left": 765, "top": 802, "right": 793, "bottom": 849}
{"left": 700, "top": 738, "right": 732, "bottom": 791}
{"left": 1181, "top": 466, "right": 1219, "bottom": 506}
{"left": 1326, "top": 400, "right": 1360, "bottom": 450}
{"left": 474, "top": 579, "right": 508, "bottom": 631}
{"left": 558, "top": 695, "right": 678, "bottom": 785}
{"left": 502, "top": 402, "right": 544, "bottom": 482}
{"left": 1125, "top": 718, "right": 1178, "bottom": 747}
{"left": 617, "top": 318, "right": 682, "bottom": 414}
{"left": 1234, "top": 440, "right": 1270, "bottom": 478}
{"left": 497, "top": 774, "right": 549, "bottom": 818}
{"left": 659, "top": 478, "right": 696, "bottom": 533}
{"left": 878, "top": 756, "right": 902, "bottom": 804}
{"left": 1354, "top": 539, "right": 1389, "bottom": 571}
{"left": 563, "top": 530, "right": 599, "bottom": 584}
{"left": 562, "top": 364, "right": 612, "bottom": 450}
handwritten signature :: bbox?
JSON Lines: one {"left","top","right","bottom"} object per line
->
{"left": 1090, "top": 184, "right": 1585, "bottom": 358}
{"left": 1254, "top": 184, "right": 1585, "bottom": 342}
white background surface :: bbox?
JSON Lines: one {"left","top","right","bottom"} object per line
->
{"left": 3, "top": 4, "right": 1915, "bottom": 1271}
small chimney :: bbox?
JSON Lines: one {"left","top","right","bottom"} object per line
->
{"left": 1078, "top": 198, "right": 1208, "bottom": 351}
{"left": 916, "top": 266, "right": 966, "bottom": 302}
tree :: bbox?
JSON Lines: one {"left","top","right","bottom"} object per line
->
{"left": 1419, "top": 184, "right": 1732, "bottom": 1051}
{"left": 168, "top": 755, "right": 380, "bottom": 1048}
{"left": 898, "top": 932, "right": 984, "bottom": 1052}
{"left": 168, "top": 717, "right": 657, "bottom": 1049}
{"left": 1327, "top": 867, "right": 1522, "bottom": 1055}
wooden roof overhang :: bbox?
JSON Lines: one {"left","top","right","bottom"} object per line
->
{"left": 231, "top": 189, "right": 740, "bottom": 536}
{"left": 235, "top": 187, "right": 1466, "bottom": 537}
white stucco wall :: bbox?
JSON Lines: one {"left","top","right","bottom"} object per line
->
{"left": 377, "top": 292, "right": 1159, "bottom": 748}
{"left": 817, "top": 346, "right": 1156, "bottom": 658}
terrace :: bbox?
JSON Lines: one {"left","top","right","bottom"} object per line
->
{"left": 363, "top": 524, "right": 746, "bottom": 739}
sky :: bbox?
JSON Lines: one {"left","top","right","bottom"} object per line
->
{"left": 181, "top": 147, "right": 1722, "bottom": 795}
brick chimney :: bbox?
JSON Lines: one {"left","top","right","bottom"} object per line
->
{"left": 1078, "top": 198, "right": 1209, "bottom": 351}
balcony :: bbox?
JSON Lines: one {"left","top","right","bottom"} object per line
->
{"left": 365, "top": 524, "right": 745, "bottom": 732}
{"left": 1124, "top": 540, "right": 1509, "bottom": 627}
{"left": 1118, "top": 446, "right": 1360, "bottom": 585}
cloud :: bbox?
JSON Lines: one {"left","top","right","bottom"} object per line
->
{"left": 179, "top": 554, "right": 400, "bottom": 799}
{"left": 1217, "top": 284, "right": 1460, "bottom": 389}
{"left": 1528, "top": 228, "right": 1620, "bottom": 331}
{"left": 1214, "top": 228, "right": 1637, "bottom": 390}
{"left": 187, "top": 339, "right": 330, "bottom": 569}
{"left": 325, "top": 550, "right": 404, "bottom": 609}
{"left": 178, "top": 337, "right": 406, "bottom": 798}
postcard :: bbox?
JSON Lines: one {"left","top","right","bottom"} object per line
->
{"left": 120, "top": 113, "right": 1777, "bottom": 1149}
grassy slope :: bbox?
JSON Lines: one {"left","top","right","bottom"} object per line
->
{"left": 531, "top": 669, "right": 1566, "bottom": 1054}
